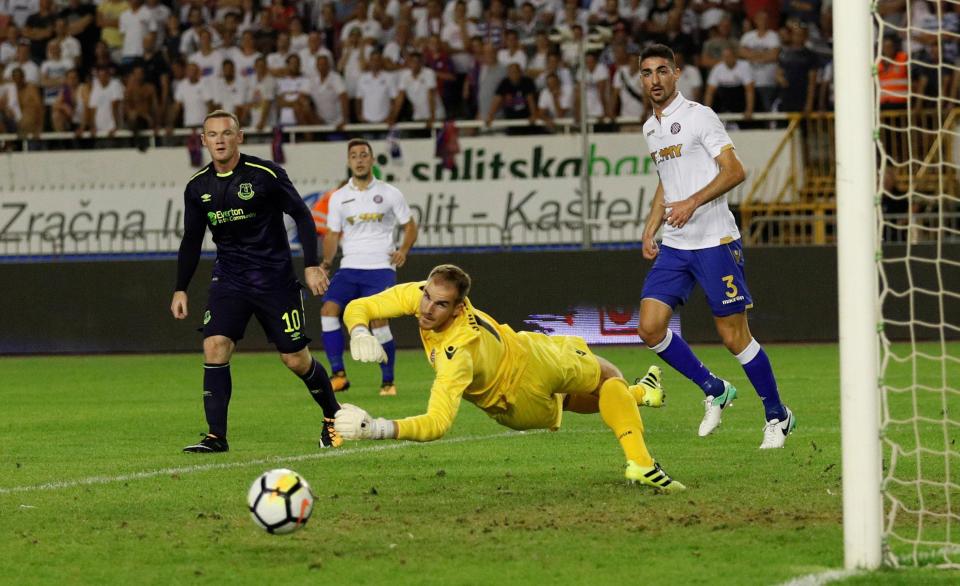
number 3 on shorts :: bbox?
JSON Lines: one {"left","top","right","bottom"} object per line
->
{"left": 722, "top": 275, "right": 738, "bottom": 298}
{"left": 281, "top": 309, "right": 302, "bottom": 333}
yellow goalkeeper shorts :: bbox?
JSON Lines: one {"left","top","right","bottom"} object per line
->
{"left": 487, "top": 333, "right": 601, "bottom": 432}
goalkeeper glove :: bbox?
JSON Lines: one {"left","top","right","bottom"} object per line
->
{"left": 334, "top": 403, "right": 396, "bottom": 440}
{"left": 350, "top": 326, "right": 388, "bottom": 363}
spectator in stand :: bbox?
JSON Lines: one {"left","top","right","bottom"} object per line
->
{"left": 442, "top": 1, "right": 477, "bottom": 76}
{"left": 1, "top": 66, "right": 43, "bottom": 138}
{"left": 912, "top": 41, "right": 950, "bottom": 106}
{"left": 0, "top": 25, "right": 18, "bottom": 68}
{"left": 877, "top": 34, "right": 908, "bottom": 110}
{"left": 465, "top": 41, "right": 504, "bottom": 121}
{"left": 275, "top": 53, "right": 313, "bottom": 125}
{"left": 782, "top": 0, "right": 821, "bottom": 35}
{"left": 620, "top": 0, "right": 651, "bottom": 32}
{"left": 162, "top": 13, "right": 182, "bottom": 62}
{"left": 179, "top": 7, "right": 221, "bottom": 57}
{"left": 309, "top": 53, "right": 348, "bottom": 129}
{"left": 288, "top": 17, "right": 308, "bottom": 54}
{"left": 555, "top": 0, "right": 588, "bottom": 37}
{"left": 87, "top": 64, "right": 123, "bottom": 137}
{"left": 266, "top": 32, "right": 292, "bottom": 77}
{"left": 739, "top": 9, "right": 780, "bottom": 112}
{"left": 144, "top": 0, "right": 171, "bottom": 45}
{"left": 535, "top": 71, "right": 572, "bottom": 131}
{"left": 232, "top": 30, "right": 261, "bottom": 81}
{"left": 97, "top": 0, "right": 129, "bottom": 63}
{"left": 486, "top": 62, "right": 536, "bottom": 130}
{"left": 252, "top": 10, "right": 276, "bottom": 55}
{"left": 189, "top": 28, "right": 224, "bottom": 86}
{"left": 315, "top": 2, "right": 340, "bottom": 56}
{"left": 338, "top": 26, "right": 371, "bottom": 101}
{"left": 497, "top": 29, "right": 527, "bottom": 70}
{"left": 219, "top": 23, "right": 239, "bottom": 56}
{"left": 118, "top": 0, "right": 156, "bottom": 69}
{"left": 775, "top": 23, "right": 818, "bottom": 113}
{"left": 4, "top": 42, "right": 39, "bottom": 84}
{"left": 526, "top": 32, "right": 551, "bottom": 80}
{"left": 391, "top": 50, "right": 442, "bottom": 128}
{"left": 577, "top": 51, "right": 610, "bottom": 121}
{"left": 138, "top": 30, "right": 169, "bottom": 125}
{"left": 51, "top": 67, "right": 88, "bottom": 132}
{"left": 514, "top": 2, "right": 545, "bottom": 43}
{"left": 476, "top": 0, "right": 508, "bottom": 49}
{"left": 701, "top": 15, "right": 738, "bottom": 71}
{"left": 355, "top": 50, "right": 395, "bottom": 123}
{"left": 206, "top": 58, "right": 249, "bottom": 124}
{"left": 8, "top": 0, "right": 39, "bottom": 29}
{"left": 535, "top": 51, "right": 573, "bottom": 90}
{"left": 560, "top": 23, "right": 584, "bottom": 68}
{"left": 248, "top": 55, "right": 276, "bottom": 131}
{"left": 705, "top": 46, "right": 755, "bottom": 117}
{"left": 170, "top": 61, "right": 208, "bottom": 131}
{"left": 590, "top": 0, "right": 625, "bottom": 28}
{"left": 91, "top": 40, "right": 115, "bottom": 71}
{"left": 124, "top": 63, "right": 158, "bottom": 146}
{"left": 235, "top": 0, "right": 258, "bottom": 34}
{"left": 40, "top": 39, "right": 73, "bottom": 114}
{"left": 24, "top": 0, "right": 57, "bottom": 64}
{"left": 601, "top": 21, "right": 639, "bottom": 66}
{"left": 53, "top": 18, "right": 82, "bottom": 68}
{"left": 641, "top": 0, "right": 682, "bottom": 45}
{"left": 341, "top": 0, "right": 383, "bottom": 47}
{"left": 368, "top": 0, "right": 395, "bottom": 38}
{"left": 675, "top": 50, "right": 703, "bottom": 102}
{"left": 610, "top": 49, "right": 645, "bottom": 121}
{"left": 59, "top": 0, "right": 100, "bottom": 79}
{"left": 415, "top": 0, "right": 444, "bottom": 39}
{"left": 422, "top": 33, "right": 456, "bottom": 118}
{"left": 299, "top": 31, "right": 333, "bottom": 81}
{"left": 178, "top": 0, "right": 210, "bottom": 25}
{"left": 443, "top": 0, "right": 483, "bottom": 24}
{"left": 743, "top": 0, "right": 779, "bottom": 29}
{"left": 383, "top": 19, "right": 415, "bottom": 72}
{"left": 266, "top": 0, "right": 296, "bottom": 33}
{"left": 692, "top": 0, "right": 742, "bottom": 31}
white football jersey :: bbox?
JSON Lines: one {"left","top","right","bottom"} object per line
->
{"left": 642, "top": 92, "right": 741, "bottom": 250}
{"left": 327, "top": 178, "right": 413, "bottom": 270}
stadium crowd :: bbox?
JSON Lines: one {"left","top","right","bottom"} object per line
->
{"left": 0, "top": 0, "right": 952, "bottom": 142}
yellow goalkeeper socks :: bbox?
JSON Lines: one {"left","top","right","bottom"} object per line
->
{"left": 598, "top": 377, "right": 653, "bottom": 467}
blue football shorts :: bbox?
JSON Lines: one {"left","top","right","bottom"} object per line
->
{"left": 322, "top": 268, "right": 397, "bottom": 309}
{"left": 640, "top": 239, "right": 753, "bottom": 317}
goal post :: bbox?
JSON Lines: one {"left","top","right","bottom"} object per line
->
{"left": 834, "top": 0, "right": 883, "bottom": 570}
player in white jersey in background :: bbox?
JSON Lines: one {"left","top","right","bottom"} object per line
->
{"left": 321, "top": 139, "right": 418, "bottom": 396}
{"left": 636, "top": 44, "right": 795, "bottom": 449}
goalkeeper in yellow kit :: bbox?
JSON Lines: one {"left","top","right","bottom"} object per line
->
{"left": 334, "top": 264, "right": 685, "bottom": 492}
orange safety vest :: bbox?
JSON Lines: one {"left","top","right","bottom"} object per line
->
{"left": 878, "top": 51, "right": 909, "bottom": 104}
{"left": 311, "top": 189, "right": 335, "bottom": 236}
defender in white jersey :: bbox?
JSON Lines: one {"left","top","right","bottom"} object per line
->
{"left": 636, "top": 44, "right": 795, "bottom": 449}
{"left": 320, "top": 139, "right": 418, "bottom": 396}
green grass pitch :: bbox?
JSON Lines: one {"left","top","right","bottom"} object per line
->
{"left": 2, "top": 344, "right": 959, "bottom": 585}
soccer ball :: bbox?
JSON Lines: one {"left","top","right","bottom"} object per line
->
{"left": 247, "top": 468, "right": 314, "bottom": 534}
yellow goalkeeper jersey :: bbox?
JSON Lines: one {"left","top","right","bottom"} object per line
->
{"left": 343, "top": 281, "right": 530, "bottom": 441}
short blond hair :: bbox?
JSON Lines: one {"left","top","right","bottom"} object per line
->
{"left": 428, "top": 264, "right": 472, "bottom": 302}
{"left": 203, "top": 110, "right": 241, "bottom": 130}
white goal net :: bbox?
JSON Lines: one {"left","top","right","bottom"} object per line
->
{"left": 874, "top": 0, "right": 960, "bottom": 567}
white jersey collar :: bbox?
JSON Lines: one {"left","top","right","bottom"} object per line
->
{"left": 660, "top": 91, "right": 687, "bottom": 118}
{"left": 348, "top": 177, "right": 379, "bottom": 191}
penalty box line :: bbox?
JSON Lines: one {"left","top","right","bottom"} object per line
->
{"left": 0, "top": 429, "right": 560, "bottom": 496}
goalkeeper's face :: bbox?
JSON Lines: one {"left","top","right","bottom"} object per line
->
{"left": 418, "top": 279, "right": 463, "bottom": 332}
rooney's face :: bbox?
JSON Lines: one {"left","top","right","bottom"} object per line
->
{"left": 202, "top": 116, "right": 243, "bottom": 163}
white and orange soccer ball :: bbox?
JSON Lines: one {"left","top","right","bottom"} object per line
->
{"left": 247, "top": 468, "right": 314, "bottom": 534}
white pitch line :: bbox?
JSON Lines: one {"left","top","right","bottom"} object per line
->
{"left": 776, "top": 569, "right": 864, "bottom": 586}
{"left": 0, "top": 429, "right": 548, "bottom": 495}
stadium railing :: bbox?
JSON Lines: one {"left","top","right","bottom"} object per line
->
{"left": 0, "top": 112, "right": 789, "bottom": 151}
